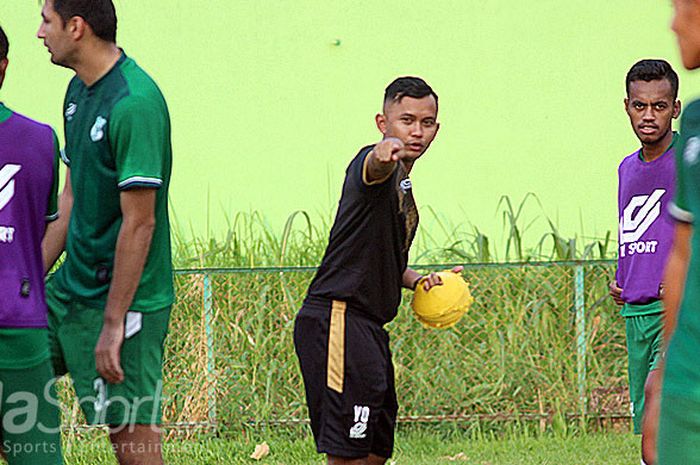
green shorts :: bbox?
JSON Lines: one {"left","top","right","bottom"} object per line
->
{"left": 46, "top": 281, "right": 170, "bottom": 426}
{"left": 0, "top": 359, "right": 63, "bottom": 465}
{"left": 625, "top": 312, "right": 663, "bottom": 434}
{"left": 658, "top": 393, "right": 700, "bottom": 465}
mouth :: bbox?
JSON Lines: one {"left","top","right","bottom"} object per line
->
{"left": 638, "top": 125, "right": 659, "bottom": 135}
{"left": 406, "top": 142, "right": 424, "bottom": 152}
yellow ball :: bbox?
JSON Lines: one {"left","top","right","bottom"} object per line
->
{"left": 411, "top": 272, "right": 473, "bottom": 329}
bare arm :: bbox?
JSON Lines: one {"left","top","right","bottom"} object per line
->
{"left": 402, "top": 266, "right": 465, "bottom": 291}
{"left": 663, "top": 222, "right": 692, "bottom": 342}
{"left": 42, "top": 168, "right": 73, "bottom": 274}
{"left": 94, "top": 188, "right": 157, "bottom": 384}
{"left": 363, "top": 138, "right": 405, "bottom": 184}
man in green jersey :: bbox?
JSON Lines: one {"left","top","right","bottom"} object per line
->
{"left": 38, "top": 1, "right": 174, "bottom": 464}
{"left": 0, "top": 24, "right": 63, "bottom": 465}
{"left": 657, "top": 1, "right": 700, "bottom": 463}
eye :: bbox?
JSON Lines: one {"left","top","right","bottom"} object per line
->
{"left": 400, "top": 116, "right": 412, "bottom": 124}
{"left": 634, "top": 103, "right": 645, "bottom": 110}
{"left": 422, "top": 119, "right": 436, "bottom": 127}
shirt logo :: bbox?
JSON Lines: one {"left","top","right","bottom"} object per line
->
{"left": 90, "top": 116, "right": 108, "bottom": 142}
{"left": 65, "top": 102, "right": 77, "bottom": 121}
{"left": 618, "top": 189, "right": 665, "bottom": 258}
{"left": 0, "top": 164, "right": 21, "bottom": 212}
{"left": 684, "top": 136, "right": 700, "bottom": 165}
{"left": 399, "top": 178, "right": 412, "bottom": 193}
{"left": 349, "top": 405, "right": 370, "bottom": 439}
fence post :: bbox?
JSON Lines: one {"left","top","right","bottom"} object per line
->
{"left": 574, "top": 265, "right": 587, "bottom": 418}
{"left": 203, "top": 273, "right": 217, "bottom": 433}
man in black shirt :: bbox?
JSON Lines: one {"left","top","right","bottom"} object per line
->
{"left": 294, "top": 76, "right": 460, "bottom": 465}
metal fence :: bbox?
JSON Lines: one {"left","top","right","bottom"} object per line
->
{"left": 59, "top": 260, "right": 631, "bottom": 432}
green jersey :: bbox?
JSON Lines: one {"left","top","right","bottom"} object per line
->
{"left": 52, "top": 52, "right": 174, "bottom": 312}
{"left": 665, "top": 99, "right": 700, "bottom": 397}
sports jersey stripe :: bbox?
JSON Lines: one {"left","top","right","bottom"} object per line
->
{"left": 118, "top": 176, "right": 163, "bottom": 189}
{"left": 669, "top": 201, "right": 694, "bottom": 223}
{"left": 59, "top": 149, "right": 70, "bottom": 165}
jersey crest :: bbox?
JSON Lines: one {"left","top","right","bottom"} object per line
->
{"left": 90, "top": 116, "right": 108, "bottom": 142}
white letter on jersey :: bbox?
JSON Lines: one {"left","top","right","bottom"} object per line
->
{"left": 0, "top": 164, "right": 21, "bottom": 212}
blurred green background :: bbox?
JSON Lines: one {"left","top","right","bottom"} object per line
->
{"left": 1, "top": 1, "right": 696, "bottom": 251}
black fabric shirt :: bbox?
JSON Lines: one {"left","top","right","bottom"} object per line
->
{"left": 307, "top": 145, "right": 419, "bottom": 324}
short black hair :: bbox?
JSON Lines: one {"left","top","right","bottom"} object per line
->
{"left": 384, "top": 76, "right": 438, "bottom": 109}
{"left": 0, "top": 25, "right": 8, "bottom": 61}
{"left": 626, "top": 59, "right": 679, "bottom": 99}
{"left": 53, "top": 0, "right": 117, "bottom": 43}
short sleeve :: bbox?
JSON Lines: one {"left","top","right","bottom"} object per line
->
{"left": 46, "top": 129, "right": 60, "bottom": 222}
{"left": 669, "top": 103, "right": 700, "bottom": 224}
{"left": 109, "top": 95, "right": 168, "bottom": 190}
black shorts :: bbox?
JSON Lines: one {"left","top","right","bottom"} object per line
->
{"left": 293, "top": 296, "right": 397, "bottom": 459}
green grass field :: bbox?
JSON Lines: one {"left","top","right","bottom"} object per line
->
{"left": 62, "top": 429, "right": 639, "bottom": 464}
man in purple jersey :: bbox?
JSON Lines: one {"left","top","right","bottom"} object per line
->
{"left": 0, "top": 25, "right": 63, "bottom": 465}
{"left": 609, "top": 59, "right": 680, "bottom": 465}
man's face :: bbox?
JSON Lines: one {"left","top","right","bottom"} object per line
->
{"left": 625, "top": 79, "right": 679, "bottom": 146}
{"left": 376, "top": 95, "right": 439, "bottom": 162}
{"left": 37, "top": 0, "right": 74, "bottom": 67}
{"left": 672, "top": 0, "right": 700, "bottom": 70}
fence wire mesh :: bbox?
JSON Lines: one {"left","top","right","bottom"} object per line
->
{"left": 58, "top": 261, "right": 631, "bottom": 432}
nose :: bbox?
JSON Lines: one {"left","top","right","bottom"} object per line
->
{"left": 410, "top": 122, "right": 424, "bottom": 137}
{"left": 642, "top": 106, "right": 655, "bottom": 121}
{"left": 37, "top": 23, "right": 45, "bottom": 39}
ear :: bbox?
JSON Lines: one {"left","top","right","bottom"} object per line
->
{"left": 0, "top": 58, "right": 8, "bottom": 89}
{"left": 68, "top": 16, "right": 88, "bottom": 41}
{"left": 674, "top": 99, "right": 682, "bottom": 119}
{"left": 375, "top": 113, "right": 387, "bottom": 135}
{"left": 624, "top": 97, "right": 630, "bottom": 116}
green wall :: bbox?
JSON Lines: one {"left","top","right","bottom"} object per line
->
{"left": 2, "top": 1, "right": 697, "bottom": 246}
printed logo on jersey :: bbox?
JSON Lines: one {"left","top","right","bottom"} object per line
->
{"left": 684, "top": 136, "right": 700, "bottom": 165}
{"left": 349, "top": 405, "right": 370, "bottom": 439}
{"left": 399, "top": 178, "right": 412, "bottom": 193}
{"left": 0, "top": 164, "right": 21, "bottom": 212}
{"left": 90, "top": 116, "right": 108, "bottom": 142}
{"left": 0, "top": 164, "right": 21, "bottom": 244}
{"left": 65, "top": 102, "right": 77, "bottom": 121}
{"left": 619, "top": 189, "right": 665, "bottom": 258}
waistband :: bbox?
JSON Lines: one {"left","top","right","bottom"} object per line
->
{"left": 302, "top": 295, "right": 385, "bottom": 326}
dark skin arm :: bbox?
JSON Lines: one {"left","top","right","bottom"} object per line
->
{"left": 364, "top": 137, "right": 406, "bottom": 184}
{"left": 94, "top": 188, "right": 157, "bottom": 384}
{"left": 403, "top": 266, "right": 465, "bottom": 291}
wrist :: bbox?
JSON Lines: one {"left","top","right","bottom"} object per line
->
{"left": 411, "top": 275, "right": 424, "bottom": 291}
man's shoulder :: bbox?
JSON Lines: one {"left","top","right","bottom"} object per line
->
{"left": 117, "top": 56, "right": 165, "bottom": 102}
{"left": 683, "top": 99, "right": 700, "bottom": 129}
{"left": 2, "top": 110, "right": 54, "bottom": 137}
{"left": 618, "top": 150, "right": 640, "bottom": 171}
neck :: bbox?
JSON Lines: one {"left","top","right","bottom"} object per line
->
{"left": 73, "top": 42, "right": 121, "bottom": 87}
{"left": 641, "top": 130, "right": 674, "bottom": 162}
{"left": 401, "top": 159, "right": 414, "bottom": 174}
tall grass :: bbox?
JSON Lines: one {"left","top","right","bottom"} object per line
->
{"left": 171, "top": 194, "right": 615, "bottom": 268}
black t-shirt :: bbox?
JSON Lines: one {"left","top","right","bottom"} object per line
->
{"left": 307, "top": 145, "right": 419, "bottom": 324}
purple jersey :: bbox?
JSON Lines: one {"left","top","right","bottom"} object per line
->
{"left": 0, "top": 109, "right": 58, "bottom": 328}
{"left": 616, "top": 141, "right": 676, "bottom": 305}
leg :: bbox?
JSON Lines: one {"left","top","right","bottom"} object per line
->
{"left": 641, "top": 369, "right": 661, "bottom": 464}
{"left": 109, "top": 425, "right": 163, "bottom": 465}
{"left": 327, "top": 455, "right": 367, "bottom": 465}
{"left": 367, "top": 454, "right": 388, "bottom": 465}
{"left": 0, "top": 361, "right": 63, "bottom": 465}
